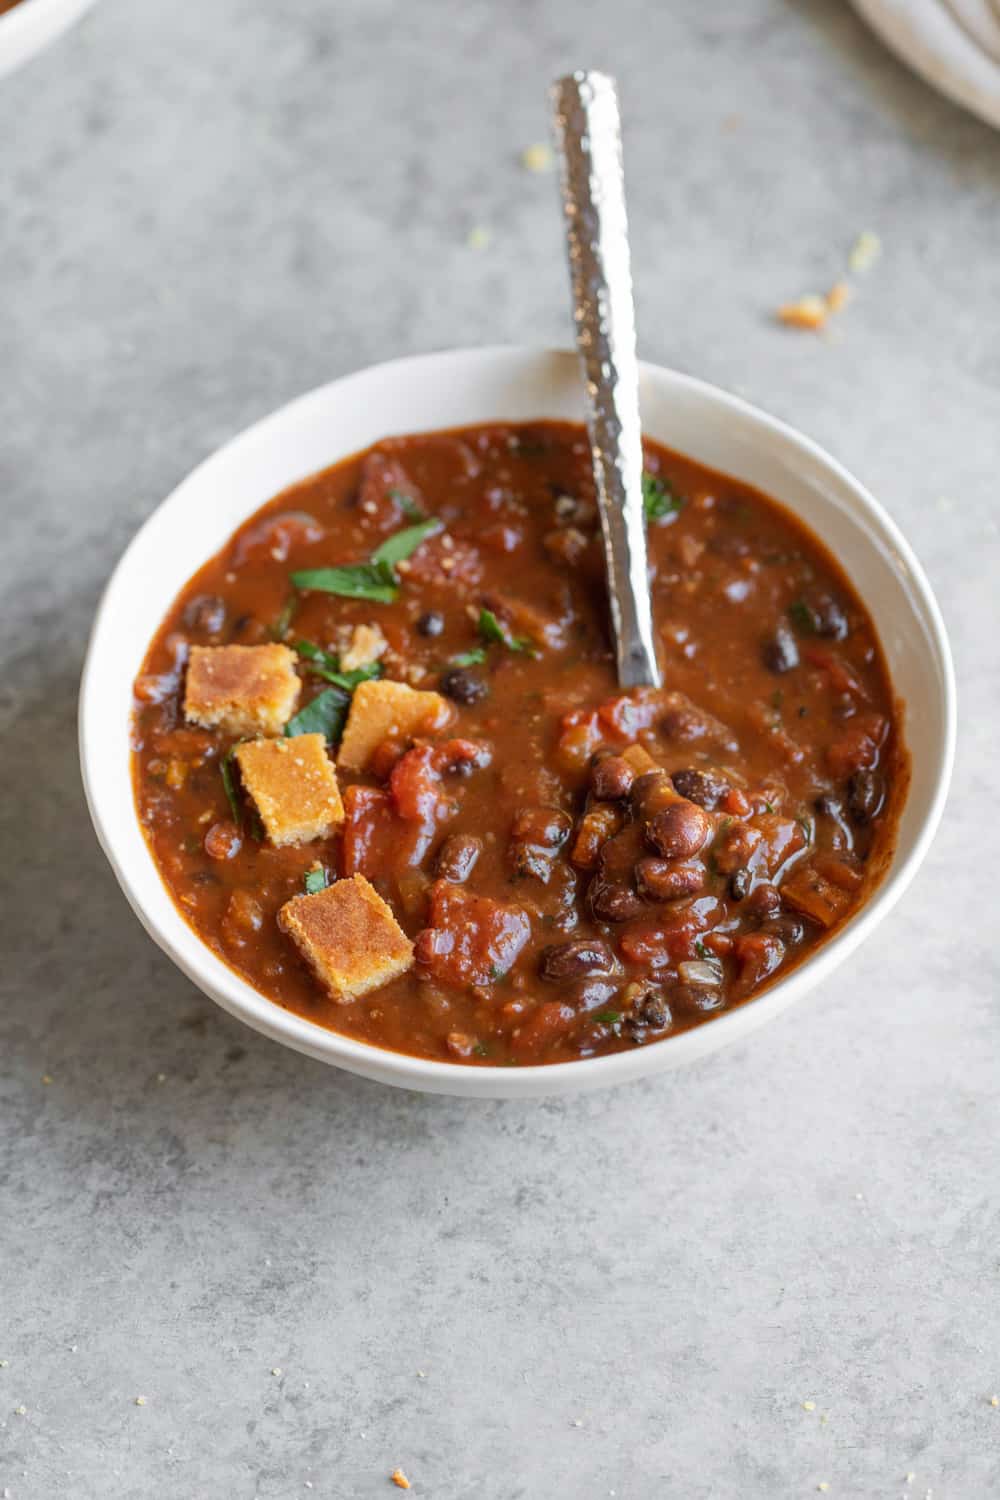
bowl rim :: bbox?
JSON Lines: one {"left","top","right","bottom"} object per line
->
{"left": 79, "top": 344, "right": 957, "bottom": 1097}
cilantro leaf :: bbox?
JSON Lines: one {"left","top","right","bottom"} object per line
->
{"left": 269, "top": 595, "right": 298, "bottom": 641}
{"left": 789, "top": 599, "right": 817, "bottom": 635}
{"left": 285, "top": 687, "right": 350, "bottom": 743}
{"left": 642, "top": 470, "right": 683, "bottom": 523}
{"left": 478, "top": 607, "right": 537, "bottom": 656}
{"left": 593, "top": 1009, "right": 621, "bottom": 1025}
{"left": 304, "top": 866, "right": 328, "bottom": 895}
{"left": 291, "top": 562, "right": 398, "bottom": 603}
{"left": 219, "top": 745, "right": 244, "bottom": 827}
{"left": 389, "top": 488, "right": 424, "bottom": 518}
{"left": 295, "top": 639, "right": 382, "bottom": 692}
{"left": 449, "top": 647, "right": 487, "bottom": 668}
{"left": 370, "top": 518, "right": 443, "bottom": 571}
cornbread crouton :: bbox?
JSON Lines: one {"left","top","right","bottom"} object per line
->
{"left": 339, "top": 622, "right": 388, "bottom": 673}
{"left": 184, "top": 645, "right": 300, "bottom": 736}
{"left": 234, "top": 734, "right": 344, "bottom": 847}
{"left": 337, "top": 679, "right": 453, "bottom": 771}
{"left": 278, "top": 874, "right": 414, "bottom": 1002}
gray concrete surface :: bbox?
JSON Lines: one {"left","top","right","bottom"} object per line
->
{"left": 1, "top": 1, "right": 998, "bottom": 1495}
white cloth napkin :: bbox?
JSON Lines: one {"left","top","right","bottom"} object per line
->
{"left": 852, "top": 0, "right": 1000, "bottom": 127}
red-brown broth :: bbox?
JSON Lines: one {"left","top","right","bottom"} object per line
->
{"left": 132, "top": 421, "right": 905, "bottom": 1066}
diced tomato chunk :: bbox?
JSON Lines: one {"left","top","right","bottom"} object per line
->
{"left": 751, "top": 814, "right": 807, "bottom": 878}
{"left": 732, "top": 931, "right": 785, "bottom": 997}
{"left": 357, "top": 452, "right": 423, "bottom": 530}
{"left": 826, "top": 713, "right": 888, "bottom": 780}
{"left": 554, "top": 709, "right": 606, "bottom": 775}
{"left": 414, "top": 881, "right": 531, "bottom": 988}
{"left": 340, "top": 785, "right": 433, "bottom": 878}
{"left": 618, "top": 896, "right": 724, "bottom": 967}
{"left": 780, "top": 865, "right": 852, "bottom": 928}
{"left": 804, "top": 645, "right": 866, "bottom": 699}
{"left": 597, "top": 689, "right": 661, "bottom": 739}
{"left": 511, "top": 1001, "right": 577, "bottom": 1058}
{"left": 722, "top": 786, "right": 752, "bottom": 816}
{"left": 402, "top": 534, "right": 483, "bottom": 587}
{"left": 389, "top": 739, "right": 492, "bottom": 822}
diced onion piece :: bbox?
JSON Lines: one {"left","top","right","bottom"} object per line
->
{"left": 678, "top": 959, "right": 723, "bottom": 987}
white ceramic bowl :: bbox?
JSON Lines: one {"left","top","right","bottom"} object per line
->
{"left": 79, "top": 348, "right": 956, "bottom": 1098}
{"left": 0, "top": 0, "right": 99, "bottom": 80}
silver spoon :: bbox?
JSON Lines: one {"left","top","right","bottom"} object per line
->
{"left": 550, "top": 70, "right": 661, "bottom": 690}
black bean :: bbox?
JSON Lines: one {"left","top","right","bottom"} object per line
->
{"left": 760, "top": 914, "right": 807, "bottom": 946}
{"left": 440, "top": 667, "right": 488, "bottom": 704}
{"left": 672, "top": 982, "right": 726, "bottom": 1013}
{"left": 645, "top": 801, "right": 710, "bottom": 858}
{"left": 746, "top": 883, "right": 781, "bottom": 923}
{"left": 629, "top": 770, "right": 674, "bottom": 817}
{"left": 671, "top": 768, "right": 730, "bottom": 810}
{"left": 183, "top": 593, "right": 226, "bottom": 635}
{"left": 728, "top": 867, "right": 751, "bottom": 902}
{"left": 511, "top": 807, "right": 572, "bottom": 849}
{"left": 435, "top": 833, "right": 482, "bottom": 883}
{"left": 808, "top": 592, "right": 849, "bottom": 641}
{"left": 417, "top": 610, "right": 445, "bottom": 637}
{"left": 847, "top": 769, "right": 885, "bottom": 824}
{"left": 539, "top": 938, "right": 615, "bottom": 982}
{"left": 762, "top": 621, "right": 800, "bottom": 674}
{"left": 622, "top": 985, "right": 672, "bottom": 1040}
{"left": 590, "top": 754, "right": 635, "bottom": 801}
{"left": 635, "top": 857, "right": 706, "bottom": 902}
{"left": 590, "top": 876, "right": 645, "bottom": 923}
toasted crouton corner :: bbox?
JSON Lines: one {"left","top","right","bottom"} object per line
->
{"left": 184, "top": 644, "right": 300, "bottom": 737}
{"left": 337, "top": 679, "right": 454, "bottom": 771}
{"left": 234, "top": 734, "right": 344, "bottom": 847}
{"left": 340, "top": 623, "right": 388, "bottom": 673}
{"left": 278, "top": 874, "right": 413, "bottom": 1002}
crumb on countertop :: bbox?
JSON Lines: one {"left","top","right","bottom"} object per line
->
{"left": 777, "top": 281, "right": 851, "bottom": 332}
{"left": 521, "top": 142, "right": 553, "bottom": 173}
{"left": 849, "top": 230, "right": 881, "bottom": 273}
{"left": 390, "top": 1469, "right": 411, "bottom": 1490}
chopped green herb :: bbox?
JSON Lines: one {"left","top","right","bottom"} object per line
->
{"left": 449, "top": 647, "right": 487, "bottom": 668}
{"left": 796, "top": 815, "right": 813, "bottom": 843}
{"left": 269, "top": 595, "right": 298, "bottom": 641}
{"left": 763, "top": 800, "right": 776, "bottom": 815}
{"left": 488, "top": 962, "right": 507, "bottom": 982}
{"left": 291, "top": 562, "right": 398, "bottom": 603}
{"left": 389, "top": 487, "right": 424, "bottom": 518}
{"left": 473, "top": 1041, "right": 490, "bottom": 1057}
{"left": 304, "top": 866, "right": 327, "bottom": 895}
{"left": 285, "top": 686, "right": 350, "bottom": 743}
{"left": 295, "top": 639, "right": 382, "bottom": 691}
{"left": 694, "top": 941, "right": 710, "bottom": 960}
{"left": 789, "top": 599, "right": 816, "bottom": 635}
{"left": 642, "top": 470, "right": 683, "bottom": 523}
{"left": 370, "top": 517, "right": 443, "bottom": 570}
{"left": 478, "top": 607, "right": 537, "bottom": 656}
{"left": 219, "top": 746, "right": 243, "bottom": 827}
{"left": 593, "top": 1009, "right": 621, "bottom": 1026}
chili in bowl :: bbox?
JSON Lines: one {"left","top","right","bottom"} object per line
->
{"left": 80, "top": 347, "right": 955, "bottom": 1097}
